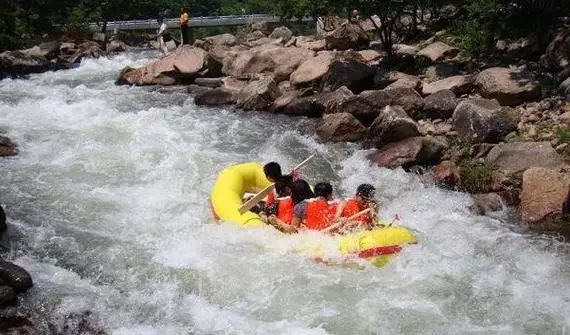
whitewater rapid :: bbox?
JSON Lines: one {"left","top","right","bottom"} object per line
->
{"left": 0, "top": 52, "right": 568, "bottom": 334}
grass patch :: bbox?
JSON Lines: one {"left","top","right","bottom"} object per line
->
{"left": 555, "top": 126, "right": 570, "bottom": 144}
{"left": 459, "top": 160, "right": 497, "bottom": 193}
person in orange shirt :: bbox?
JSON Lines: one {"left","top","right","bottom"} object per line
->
{"left": 179, "top": 7, "right": 191, "bottom": 45}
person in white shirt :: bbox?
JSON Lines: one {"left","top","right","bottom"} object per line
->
{"left": 156, "top": 18, "right": 169, "bottom": 55}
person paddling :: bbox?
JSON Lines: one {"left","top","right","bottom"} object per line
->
{"left": 335, "top": 184, "right": 379, "bottom": 231}
{"left": 284, "top": 182, "right": 338, "bottom": 232}
{"left": 263, "top": 162, "right": 293, "bottom": 206}
{"left": 267, "top": 179, "right": 314, "bottom": 233}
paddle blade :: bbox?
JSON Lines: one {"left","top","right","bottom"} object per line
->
{"left": 238, "top": 184, "right": 275, "bottom": 215}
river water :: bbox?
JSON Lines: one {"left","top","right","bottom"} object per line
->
{"left": 0, "top": 52, "right": 569, "bottom": 334}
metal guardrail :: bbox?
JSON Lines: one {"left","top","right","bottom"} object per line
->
{"left": 89, "top": 14, "right": 313, "bottom": 31}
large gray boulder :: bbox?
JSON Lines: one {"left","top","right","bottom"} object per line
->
{"left": 540, "top": 31, "right": 569, "bottom": 71}
{"left": 0, "top": 260, "right": 33, "bottom": 293}
{"left": 475, "top": 67, "right": 541, "bottom": 106}
{"left": 290, "top": 52, "right": 336, "bottom": 85}
{"left": 296, "top": 36, "right": 327, "bottom": 51}
{"left": 22, "top": 41, "right": 61, "bottom": 59}
{"left": 316, "top": 113, "right": 367, "bottom": 142}
{"left": 116, "top": 46, "right": 206, "bottom": 86}
{"left": 222, "top": 45, "right": 315, "bottom": 82}
{"left": 423, "top": 89, "right": 457, "bottom": 119}
{"left": 452, "top": 98, "right": 516, "bottom": 143}
{"left": 423, "top": 63, "right": 460, "bottom": 83}
{"left": 0, "top": 135, "right": 17, "bottom": 157}
{"left": 369, "top": 136, "right": 445, "bottom": 168}
{"left": 521, "top": 167, "right": 570, "bottom": 225}
{"left": 202, "top": 33, "right": 238, "bottom": 51}
{"left": 236, "top": 76, "right": 281, "bottom": 111}
{"left": 325, "top": 23, "right": 369, "bottom": 51}
{"left": 486, "top": 142, "right": 565, "bottom": 175}
{"left": 417, "top": 42, "right": 459, "bottom": 62}
{"left": 369, "top": 105, "right": 421, "bottom": 146}
{"left": 269, "top": 26, "right": 293, "bottom": 42}
{"left": 0, "top": 50, "right": 54, "bottom": 78}
{"left": 374, "top": 70, "right": 412, "bottom": 89}
{"left": 385, "top": 75, "right": 421, "bottom": 91}
{"left": 422, "top": 75, "right": 475, "bottom": 96}
{"left": 329, "top": 87, "right": 423, "bottom": 125}
{"left": 282, "top": 87, "right": 353, "bottom": 117}
{"left": 321, "top": 60, "right": 375, "bottom": 93}
{"left": 195, "top": 88, "right": 237, "bottom": 106}
{"left": 560, "top": 77, "right": 570, "bottom": 100}
{"left": 66, "top": 41, "right": 105, "bottom": 64}
{"left": 371, "top": 87, "right": 424, "bottom": 112}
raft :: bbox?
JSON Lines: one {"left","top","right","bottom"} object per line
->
{"left": 210, "top": 163, "right": 417, "bottom": 266}
{"left": 210, "top": 162, "right": 272, "bottom": 227}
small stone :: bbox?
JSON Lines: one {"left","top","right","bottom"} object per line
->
{"left": 527, "top": 114, "right": 539, "bottom": 122}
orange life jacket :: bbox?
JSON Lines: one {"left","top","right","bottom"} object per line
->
{"left": 341, "top": 198, "right": 372, "bottom": 226}
{"left": 305, "top": 198, "right": 336, "bottom": 231}
{"left": 266, "top": 189, "right": 277, "bottom": 206}
{"left": 276, "top": 197, "right": 294, "bottom": 225}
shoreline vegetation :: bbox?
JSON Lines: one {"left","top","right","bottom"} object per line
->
{"left": 0, "top": 0, "right": 569, "bottom": 333}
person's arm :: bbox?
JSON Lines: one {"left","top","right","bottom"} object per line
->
{"left": 291, "top": 202, "right": 307, "bottom": 230}
{"left": 333, "top": 200, "right": 346, "bottom": 220}
{"left": 268, "top": 215, "right": 297, "bottom": 233}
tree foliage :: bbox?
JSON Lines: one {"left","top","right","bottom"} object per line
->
{"left": 0, "top": 0, "right": 568, "bottom": 53}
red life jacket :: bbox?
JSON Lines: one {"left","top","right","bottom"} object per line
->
{"left": 276, "top": 197, "right": 294, "bottom": 225}
{"left": 342, "top": 198, "right": 372, "bottom": 226}
{"left": 305, "top": 198, "right": 335, "bottom": 231}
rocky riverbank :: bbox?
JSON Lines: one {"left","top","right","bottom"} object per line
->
{"left": 0, "top": 35, "right": 130, "bottom": 80}
{"left": 117, "top": 20, "right": 570, "bottom": 237}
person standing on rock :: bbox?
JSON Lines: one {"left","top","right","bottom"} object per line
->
{"left": 156, "top": 17, "right": 169, "bottom": 55}
{"left": 179, "top": 7, "right": 191, "bottom": 45}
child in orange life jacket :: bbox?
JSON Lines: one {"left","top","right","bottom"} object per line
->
{"left": 267, "top": 179, "right": 314, "bottom": 233}
{"left": 290, "top": 182, "right": 339, "bottom": 231}
{"left": 335, "top": 184, "right": 378, "bottom": 230}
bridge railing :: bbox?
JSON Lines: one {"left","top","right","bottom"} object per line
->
{"left": 88, "top": 14, "right": 310, "bottom": 31}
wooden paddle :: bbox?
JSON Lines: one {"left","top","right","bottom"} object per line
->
{"left": 238, "top": 184, "right": 275, "bottom": 214}
{"left": 322, "top": 208, "right": 372, "bottom": 233}
{"left": 237, "top": 155, "right": 315, "bottom": 215}
{"left": 293, "top": 154, "right": 315, "bottom": 172}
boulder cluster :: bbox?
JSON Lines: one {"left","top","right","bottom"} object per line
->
{"left": 116, "top": 24, "right": 570, "bottom": 235}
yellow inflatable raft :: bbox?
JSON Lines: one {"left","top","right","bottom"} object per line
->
{"left": 211, "top": 162, "right": 272, "bottom": 227}
{"left": 210, "top": 162, "right": 417, "bottom": 266}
